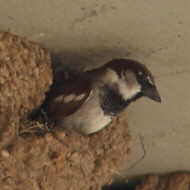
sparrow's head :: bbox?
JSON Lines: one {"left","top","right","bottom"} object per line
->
{"left": 104, "top": 59, "right": 161, "bottom": 103}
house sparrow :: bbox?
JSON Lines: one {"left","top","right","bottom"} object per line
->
{"left": 44, "top": 58, "right": 161, "bottom": 135}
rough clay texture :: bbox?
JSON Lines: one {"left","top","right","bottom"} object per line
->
{"left": 0, "top": 31, "right": 131, "bottom": 190}
{"left": 0, "top": 114, "right": 131, "bottom": 190}
{"left": 0, "top": 31, "right": 52, "bottom": 146}
{"left": 135, "top": 172, "right": 190, "bottom": 190}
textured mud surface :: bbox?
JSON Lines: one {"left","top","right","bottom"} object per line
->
{"left": 105, "top": 172, "right": 190, "bottom": 190}
{"left": 0, "top": 31, "right": 131, "bottom": 190}
{"left": 0, "top": 31, "right": 52, "bottom": 147}
{"left": 134, "top": 172, "right": 190, "bottom": 190}
{"left": 1, "top": 115, "right": 131, "bottom": 190}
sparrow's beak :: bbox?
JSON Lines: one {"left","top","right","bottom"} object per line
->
{"left": 142, "top": 86, "right": 161, "bottom": 103}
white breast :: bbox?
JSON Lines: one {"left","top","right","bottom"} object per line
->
{"left": 59, "top": 89, "right": 112, "bottom": 135}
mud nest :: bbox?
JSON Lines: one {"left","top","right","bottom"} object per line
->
{"left": 0, "top": 31, "right": 131, "bottom": 190}
{"left": 0, "top": 31, "right": 52, "bottom": 146}
{"left": 1, "top": 115, "right": 131, "bottom": 190}
{"left": 134, "top": 172, "right": 190, "bottom": 190}
{"left": 105, "top": 171, "right": 190, "bottom": 190}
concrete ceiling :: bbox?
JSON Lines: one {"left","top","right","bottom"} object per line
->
{"left": 0, "top": 0, "right": 190, "bottom": 176}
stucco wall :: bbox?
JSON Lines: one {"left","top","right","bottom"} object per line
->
{"left": 0, "top": 0, "right": 189, "bottom": 176}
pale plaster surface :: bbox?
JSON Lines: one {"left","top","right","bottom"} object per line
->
{"left": 0, "top": 0, "right": 190, "bottom": 176}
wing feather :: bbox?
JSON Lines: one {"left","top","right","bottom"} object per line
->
{"left": 44, "top": 74, "right": 93, "bottom": 121}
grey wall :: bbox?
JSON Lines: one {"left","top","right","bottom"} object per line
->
{"left": 0, "top": 0, "right": 190, "bottom": 176}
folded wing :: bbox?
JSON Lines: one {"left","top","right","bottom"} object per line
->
{"left": 44, "top": 74, "right": 93, "bottom": 121}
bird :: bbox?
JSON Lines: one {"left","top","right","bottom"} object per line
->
{"left": 43, "top": 58, "right": 161, "bottom": 135}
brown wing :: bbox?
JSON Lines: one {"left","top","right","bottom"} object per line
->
{"left": 44, "top": 74, "right": 93, "bottom": 121}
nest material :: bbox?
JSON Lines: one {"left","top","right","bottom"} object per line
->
{"left": 0, "top": 31, "right": 131, "bottom": 190}
{"left": 135, "top": 172, "right": 190, "bottom": 190}
{"left": 0, "top": 31, "right": 52, "bottom": 146}
{"left": 1, "top": 113, "right": 131, "bottom": 190}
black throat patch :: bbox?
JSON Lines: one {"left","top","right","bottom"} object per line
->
{"left": 99, "top": 84, "right": 142, "bottom": 116}
{"left": 99, "top": 85, "right": 127, "bottom": 116}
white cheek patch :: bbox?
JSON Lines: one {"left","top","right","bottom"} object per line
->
{"left": 75, "top": 93, "right": 86, "bottom": 101}
{"left": 103, "top": 69, "right": 119, "bottom": 83}
{"left": 128, "top": 84, "right": 141, "bottom": 98}
{"left": 102, "top": 69, "right": 141, "bottom": 101}
{"left": 119, "top": 70, "right": 141, "bottom": 100}
{"left": 138, "top": 71, "right": 143, "bottom": 75}
{"left": 64, "top": 94, "right": 76, "bottom": 103}
{"left": 119, "top": 81, "right": 141, "bottom": 100}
